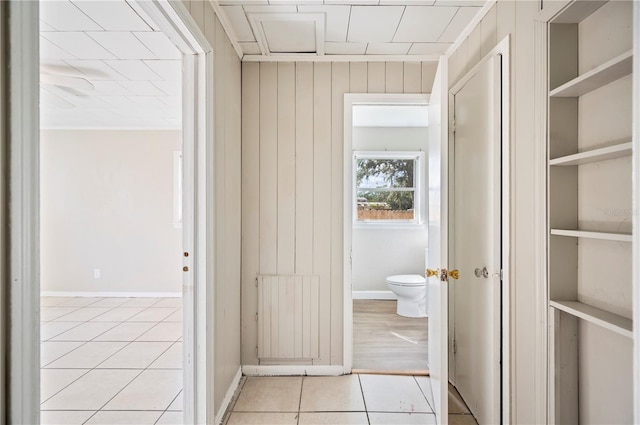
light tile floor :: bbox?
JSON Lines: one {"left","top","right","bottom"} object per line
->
{"left": 40, "top": 297, "right": 183, "bottom": 425}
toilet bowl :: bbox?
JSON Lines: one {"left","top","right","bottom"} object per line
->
{"left": 386, "top": 274, "right": 427, "bottom": 318}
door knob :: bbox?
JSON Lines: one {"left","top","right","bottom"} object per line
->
{"left": 474, "top": 267, "right": 489, "bottom": 278}
{"left": 426, "top": 268, "right": 439, "bottom": 278}
{"left": 449, "top": 269, "right": 460, "bottom": 280}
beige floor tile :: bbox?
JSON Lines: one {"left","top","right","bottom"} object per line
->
{"left": 300, "top": 375, "right": 365, "bottom": 412}
{"left": 226, "top": 412, "right": 298, "bottom": 425}
{"left": 360, "top": 374, "right": 431, "bottom": 413}
{"left": 98, "top": 342, "right": 172, "bottom": 369}
{"left": 41, "top": 369, "right": 140, "bottom": 410}
{"left": 58, "top": 297, "right": 105, "bottom": 307}
{"left": 369, "top": 412, "right": 437, "bottom": 424}
{"left": 137, "top": 322, "right": 182, "bottom": 341}
{"left": 45, "top": 342, "right": 128, "bottom": 369}
{"left": 41, "top": 307, "right": 82, "bottom": 322}
{"left": 51, "top": 322, "right": 120, "bottom": 341}
{"left": 41, "top": 341, "right": 84, "bottom": 367}
{"left": 415, "top": 376, "right": 435, "bottom": 410}
{"left": 40, "top": 297, "right": 75, "bottom": 307}
{"left": 103, "top": 369, "right": 182, "bottom": 411}
{"left": 54, "top": 307, "right": 113, "bottom": 322}
{"left": 84, "top": 411, "right": 162, "bottom": 424}
{"left": 149, "top": 342, "right": 182, "bottom": 369}
{"left": 234, "top": 376, "right": 302, "bottom": 412}
{"left": 90, "top": 298, "right": 133, "bottom": 308}
{"left": 91, "top": 307, "right": 146, "bottom": 322}
{"left": 156, "top": 411, "right": 184, "bottom": 424}
{"left": 93, "top": 321, "right": 158, "bottom": 342}
{"left": 449, "top": 414, "right": 478, "bottom": 425}
{"left": 41, "top": 369, "right": 89, "bottom": 402}
{"left": 163, "top": 309, "right": 183, "bottom": 322}
{"left": 154, "top": 298, "right": 183, "bottom": 308}
{"left": 128, "top": 308, "right": 177, "bottom": 322}
{"left": 298, "top": 412, "right": 369, "bottom": 425}
{"left": 120, "top": 298, "right": 162, "bottom": 308}
{"left": 40, "top": 410, "right": 95, "bottom": 425}
{"left": 41, "top": 322, "right": 82, "bottom": 341}
{"left": 168, "top": 390, "right": 183, "bottom": 411}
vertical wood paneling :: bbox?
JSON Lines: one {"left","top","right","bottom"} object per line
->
{"left": 203, "top": 1, "right": 216, "bottom": 46}
{"left": 302, "top": 275, "right": 312, "bottom": 358}
{"left": 496, "top": 1, "right": 516, "bottom": 46}
{"left": 295, "top": 63, "right": 314, "bottom": 275}
{"left": 190, "top": 0, "right": 204, "bottom": 32}
{"left": 277, "top": 63, "right": 296, "bottom": 275}
{"left": 350, "top": 62, "right": 368, "bottom": 93}
{"left": 367, "top": 62, "right": 385, "bottom": 93}
{"left": 259, "top": 63, "right": 278, "bottom": 275}
{"left": 385, "top": 62, "right": 404, "bottom": 93}
{"left": 467, "top": 24, "right": 483, "bottom": 69}
{"left": 241, "top": 62, "right": 260, "bottom": 364}
{"left": 330, "top": 62, "right": 349, "bottom": 364}
{"left": 481, "top": 4, "right": 498, "bottom": 57}
{"left": 404, "top": 62, "right": 422, "bottom": 93}
{"left": 313, "top": 62, "right": 332, "bottom": 364}
{"left": 421, "top": 62, "right": 438, "bottom": 93}
{"left": 294, "top": 277, "right": 303, "bottom": 357}
{"left": 309, "top": 276, "right": 320, "bottom": 358}
{"left": 449, "top": 39, "right": 468, "bottom": 85}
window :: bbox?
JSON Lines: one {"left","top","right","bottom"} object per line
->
{"left": 353, "top": 151, "right": 425, "bottom": 228}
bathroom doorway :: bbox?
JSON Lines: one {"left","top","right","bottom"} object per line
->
{"left": 343, "top": 94, "right": 430, "bottom": 374}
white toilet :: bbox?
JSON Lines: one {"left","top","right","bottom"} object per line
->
{"left": 386, "top": 274, "right": 427, "bottom": 318}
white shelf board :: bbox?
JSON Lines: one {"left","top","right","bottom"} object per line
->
{"left": 550, "top": 229, "right": 632, "bottom": 242}
{"left": 550, "top": 50, "right": 633, "bottom": 98}
{"left": 550, "top": 300, "right": 633, "bottom": 339}
{"left": 550, "top": 141, "right": 633, "bottom": 166}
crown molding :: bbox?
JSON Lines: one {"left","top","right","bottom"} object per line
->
{"left": 446, "top": 0, "right": 497, "bottom": 58}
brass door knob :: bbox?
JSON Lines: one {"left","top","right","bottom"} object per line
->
{"left": 449, "top": 269, "right": 460, "bottom": 280}
{"left": 426, "top": 268, "right": 439, "bottom": 278}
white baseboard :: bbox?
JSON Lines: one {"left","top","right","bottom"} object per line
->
{"left": 40, "top": 291, "right": 182, "bottom": 298}
{"left": 215, "top": 367, "right": 242, "bottom": 425}
{"left": 352, "top": 290, "right": 397, "bottom": 300}
{"left": 242, "top": 365, "right": 346, "bottom": 376}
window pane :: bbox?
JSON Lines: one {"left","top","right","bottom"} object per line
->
{"left": 356, "top": 159, "right": 414, "bottom": 189}
{"left": 356, "top": 190, "right": 415, "bottom": 221}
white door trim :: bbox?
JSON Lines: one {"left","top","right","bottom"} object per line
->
{"left": 342, "top": 93, "right": 431, "bottom": 374}
{"left": 448, "top": 35, "right": 511, "bottom": 423}
{"left": 633, "top": 2, "right": 640, "bottom": 421}
{"left": 6, "top": 1, "right": 215, "bottom": 424}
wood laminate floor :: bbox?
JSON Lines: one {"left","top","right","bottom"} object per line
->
{"left": 353, "top": 300, "right": 428, "bottom": 372}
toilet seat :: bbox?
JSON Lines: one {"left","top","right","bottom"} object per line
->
{"left": 386, "top": 274, "right": 426, "bottom": 287}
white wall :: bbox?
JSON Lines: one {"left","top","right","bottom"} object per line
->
{"left": 40, "top": 130, "right": 182, "bottom": 295}
{"left": 0, "top": 1, "right": 7, "bottom": 418}
{"left": 351, "top": 126, "right": 428, "bottom": 292}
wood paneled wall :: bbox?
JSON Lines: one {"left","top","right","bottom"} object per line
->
{"left": 241, "top": 61, "right": 437, "bottom": 366}
{"left": 183, "top": 0, "right": 242, "bottom": 417}
{"left": 0, "top": 2, "right": 6, "bottom": 421}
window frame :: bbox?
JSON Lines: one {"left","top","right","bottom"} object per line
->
{"left": 352, "top": 150, "right": 426, "bottom": 230}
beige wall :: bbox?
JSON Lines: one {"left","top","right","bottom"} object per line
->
{"left": 182, "top": 0, "right": 242, "bottom": 416}
{"left": 0, "top": 1, "right": 6, "bottom": 421}
{"left": 241, "top": 61, "right": 437, "bottom": 366}
{"left": 40, "top": 130, "right": 182, "bottom": 294}
{"left": 447, "top": 1, "right": 543, "bottom": 423}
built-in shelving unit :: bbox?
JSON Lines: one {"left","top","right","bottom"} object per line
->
{"left": 546, "top": 1, "right": 635, "bottom": 423}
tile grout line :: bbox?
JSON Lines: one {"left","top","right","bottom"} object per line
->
{"left": 297, "top": 376, "right": 304, "bottom": 425}
{"left": 356, "top": 374, "right": 371, "bottom": 425}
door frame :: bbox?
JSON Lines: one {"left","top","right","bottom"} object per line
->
{"left": 6, "top": 1, "right": 215, "bottom": 423}
{"left": 447, "top": 36, "right": 511, "bottom": 422}
{"left": 342, "top": 93, "right": 431, "bottom": 374}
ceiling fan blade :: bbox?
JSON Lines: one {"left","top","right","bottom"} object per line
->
{"left": 40, "top": 73, "right": 95, "bottom": 91}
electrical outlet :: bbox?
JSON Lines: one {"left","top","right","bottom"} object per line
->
{"left": 93, "top": 269, "right": 101, "bottom": 279}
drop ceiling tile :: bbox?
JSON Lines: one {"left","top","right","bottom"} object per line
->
{"left": 40, "top": 1, "right": 103, "bottom": 31}
{"left": 261, "top": 19, "right": 317, "bottom": 53}
{"left": 437, "top": 6, "right": 480, "bottom": 42}
{"left": 366, "top": 42, "right": 411, "bottom": 55}
{"left": 380, "top": 0, "right": 435, "bottom": 4}
{"left": 40, "top": 37, "right": 76, "bottom": 60}
{"left": 408, "top": 42, "right": 451, "bottom": 54}
{"left": 394, "top": 6, "right": 458, "bottom": 42}
{"left": 297, "top": 5, "right": 350, "bottom": 42}
{"left": 325, "top": 0, "right": 378, "bottom": 4}
{"left": 125, "top": 0, "right": 161, "bottom": 31}
{"left": 90, "top": 81, "right": 133, "bottom": 96}
{"left": 72, "top": 1, "right": 154, "bottom": 31}
{"left": 87, "top": 33, "right": 155, "bottom": 60}
{"left": 239, "top": 42, "right": 262, "bottom": 55}
{"left": 221, "top": 6, "right": 256, "bottom": 42}
{"left": 118, "top": 81, "right": 165, "bottom": 96}
{"left": 128, "top": 96, "right": 167, "bottom": 108}
{"left": 158, "top": 96, "right": 181, "bottom": 107}
{"left": 40, "top": 21, "right": 57, "bottom": 32}
{"left": 434, "top": 0, "right": 485, "bottom": 6}
{"left": 97, "top": 95, "right": 141, "bottom": 109}
{"left": 105, "top": 60, "right": 162, "bottom": 80}
{"left": 347, "top": 6, "right": 405, "bottom": 43}
{"left": 41, "top": 60, "right": 86, "bottom": 78}
{"left": 42, "top": 33, "right": 116, "bottom": 60}
{"left": 143, "top": 60, "right": 181, "bottom": 81}
{"left": 269, "top": 0, "right": 323, "bottom": 4}
{"left": 219, "top": 0, "right": 268, "bottom": 4}
{"left": 243, "top": 5, "right": 298, "bottom": 13}
{"left": 64, "top": 60, "right": 127, "bottom": 81}
{"left": 134, "top": 32, "right": 181, "bottom": 60}
{"left": 325, "top": 42, "right": 368, "bottom": 55}
{"left": 40, "top": 88, "right": 76, "bottom": 110}
{"left": 150, "top": 81, "right": 182, "bottom": 96}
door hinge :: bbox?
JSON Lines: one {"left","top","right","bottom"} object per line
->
{"left": 255, "top": 277, "right": 258, "bottom": 287}
{"left": 452, "top": 118, "right": 456, "bottom": 133}
{"left": 256, "top": 346, "right": 258, "bottom": 356}
{"left": 500, "top": 269, "right": 504, "bottom": 280}
{"left": 453, "top": 338, "right": 457, "bottom": 354}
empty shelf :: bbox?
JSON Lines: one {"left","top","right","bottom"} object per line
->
{"left": 550, "top": 141, "right": 632, "bottom": 166}
{"left": 550, "top": 300, "right": 632, "bottom": 338}
{"left": 550, "top": 50, "right": 633, "bottom": 97}
{"left": 550, "top": 229, "right": 632, "bottom": 242}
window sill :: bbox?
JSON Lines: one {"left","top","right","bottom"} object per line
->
{"left": 353, "top": 222, "right": 426, "bottom": 231}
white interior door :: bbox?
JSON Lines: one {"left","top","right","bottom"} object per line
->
{"left": 450, "top": 56, "right": 502, "bottom": 425}
{"left": 427, "top": 57, "right": 449, "bottom": 425}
